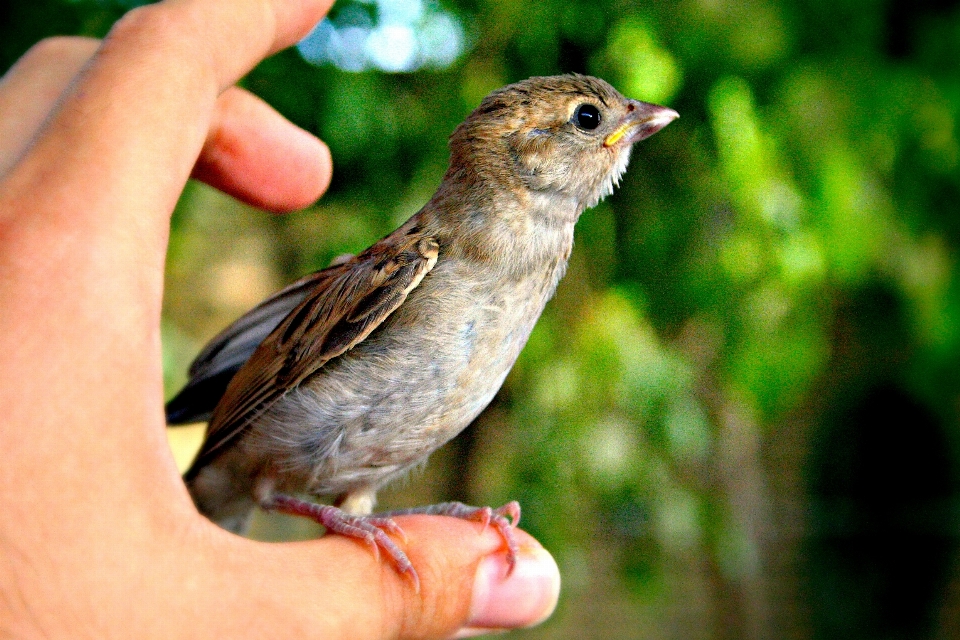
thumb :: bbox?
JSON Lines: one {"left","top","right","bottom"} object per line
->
{"left": 379, "top": 516, "right": 561, "bottom": 639}
{"left": 213, "top": 515, "right": 561, "bottom": 640}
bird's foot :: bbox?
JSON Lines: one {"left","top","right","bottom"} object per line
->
{"left": 380, "top": 501, "right": 522, "bottom": 575}
{"left": 263, "top": 493, "right": 420, "bottom": 591}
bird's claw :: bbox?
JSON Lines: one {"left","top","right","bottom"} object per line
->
{"left": 382, "top": 500, "right": 522, "bottom": 576}
{"left": 264, "top": 494, "right": 420, "bottom": 592}
{"left": 266, "top": 495, "right": 522, "bottom": 589}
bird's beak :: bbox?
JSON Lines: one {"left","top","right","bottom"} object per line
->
{"left": 604, "top": 101, "right": 679, "bottom": 148}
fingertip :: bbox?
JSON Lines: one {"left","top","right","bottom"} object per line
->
{"left": 298, "top": 134, "right": 333, "bottom": 209}
{"left": 112, "top": 0, "right": 335, "bottom": 91}
{"left": 379, "top": 517, "right": 560, "bottom": 639}
{"left": 193, "top": 87, "right": 332, "bottom": 212}
{"left": 253, "top": 125, "right": 332, "bottom": 213}
{"left": 268, "top": 0, "right": 338, "bottom": 52}
{"left": 456, "top": 545, "right": 561, "bottom": 637}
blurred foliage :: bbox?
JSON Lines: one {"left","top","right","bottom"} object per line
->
{"left": 4, "top": 0, "right": 960, "bottom": 637}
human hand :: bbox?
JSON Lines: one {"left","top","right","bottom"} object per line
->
{"left": 0, "top": 1, "right": 560, "bottom": 637}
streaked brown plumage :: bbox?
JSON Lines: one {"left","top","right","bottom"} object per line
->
{"left": 167, "top": 74, "right": 677, "bottom": 585}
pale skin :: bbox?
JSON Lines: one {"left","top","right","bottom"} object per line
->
{"left": 0, "top": 0, "right": 560, "bottom": 637}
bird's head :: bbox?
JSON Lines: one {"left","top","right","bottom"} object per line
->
{"left": 449, "top": 74, "right": 678, "bottom": 210}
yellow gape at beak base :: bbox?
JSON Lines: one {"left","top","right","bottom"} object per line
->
{"left": 604, "top": 123, "right": 635, "bottom": 147}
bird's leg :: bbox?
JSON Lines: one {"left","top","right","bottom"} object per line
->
{"left": 261, "top": 493, "right": 420, "bottom": 591}
{"left": 378, "top": 501, "right": 522, "bottom": 575}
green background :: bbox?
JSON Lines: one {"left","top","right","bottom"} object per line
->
{"left": 3, "top": 0, "right": 960, "bottom": 637}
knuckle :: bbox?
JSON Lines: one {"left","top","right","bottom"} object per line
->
{"left": 106, "top": 3, "right": 180, "bottom": 48}
{"left": 101, "top": 4, "right": 215, "bottom": 90}
{"left": 104, "top": 3, "right": 241, "bottom": 91}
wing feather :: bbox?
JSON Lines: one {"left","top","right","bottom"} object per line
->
{"left": 165, "top": 274, "right": 321, "bottom": 424}
{"left": 184, "top": 232, "right": 439, "bottom": 478}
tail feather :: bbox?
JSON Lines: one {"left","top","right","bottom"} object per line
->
{"left": 166, "top": 369, "right": 239, "bottom": 425}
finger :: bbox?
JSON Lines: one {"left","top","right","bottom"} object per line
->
{"left": 0, "top": 0, "right": 334, "bottom": 476}
{"left": 0, "top": 37, "right": 331, "bottom": 213}
{"left": 337, "top": 516, "right": 561, "bottom": 639}
{"left": 205, "top": 517, "right": 561, "bottom": 640}
{"left": 395, "top": 518, "right": 561, "bottom": 639}
{"left": 193, "top": 87, "right": 332, "bottom": 213}
{"left": 0, "top": 0, "right": 335, "bottom": 404}
{"left": 2, "top": 0, "right": 334, "bottom": 244}
{"left": 0, "top": 37, "right": 100, "bottom": 177}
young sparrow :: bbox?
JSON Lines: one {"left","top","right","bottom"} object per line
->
{"left": 167, "top": 74, "right": 678, "bottom": 587}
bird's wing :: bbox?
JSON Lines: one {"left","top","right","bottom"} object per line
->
{"left": 165, "top": 276, "right": 318, "bottom": 425}
{"left": 185, "top": 232, "right": 440, "bottom": 477}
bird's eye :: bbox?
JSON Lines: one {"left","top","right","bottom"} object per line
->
{"left": 574, "top": 104, "right": 602, "bottom": 130}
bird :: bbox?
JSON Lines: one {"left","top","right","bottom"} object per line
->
{"left": 166, "top": 74, "right": 678, "bottom": 588}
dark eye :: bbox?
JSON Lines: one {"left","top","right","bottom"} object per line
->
{"left": 574, "top": 104, "right": 602, "bottom": 130}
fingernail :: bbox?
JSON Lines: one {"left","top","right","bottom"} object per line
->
{"left": 454, "top": 545, "right": 561, "bottom": 638}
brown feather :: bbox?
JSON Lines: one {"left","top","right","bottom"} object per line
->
{"left": 184, "top": 225, "right": 438, "bottom": 478}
